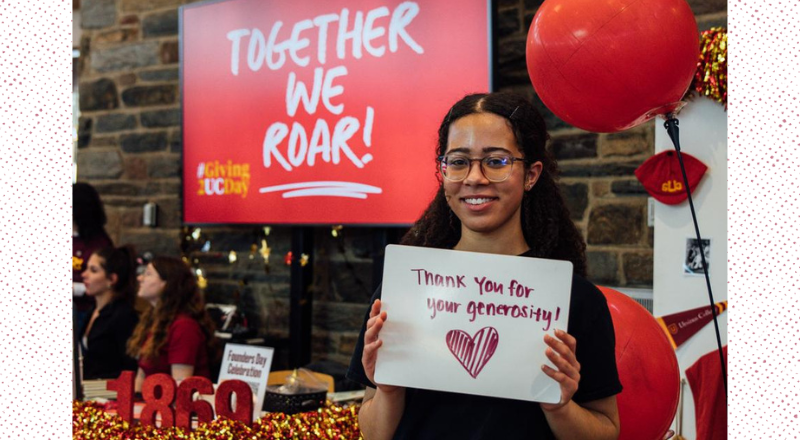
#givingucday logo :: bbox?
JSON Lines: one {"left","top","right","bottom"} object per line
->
{"left": 197, "top": 160, "right": 250, "bottom": 198}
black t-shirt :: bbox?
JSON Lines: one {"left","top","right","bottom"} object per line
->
{"left": 80, "top": 299, "right": 139, "bottom": 380}
{"left": 346, "top": 251, "right": 622, "bottom": 440}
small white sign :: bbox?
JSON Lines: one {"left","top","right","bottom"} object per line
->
{"left": 217, "top": 343, "right": 274, "bottom": 419}
{"left": 374, "top": 245, "right": 573, "bottom": 403}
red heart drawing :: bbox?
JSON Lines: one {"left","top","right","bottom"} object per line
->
{"left": 445, "top": 327, "right": 499, "bottom": 379}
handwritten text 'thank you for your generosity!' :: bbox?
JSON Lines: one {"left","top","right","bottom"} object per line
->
{"left": 226, "top": 2, "right": 425, "bottom": 172}
{"left": 411, "top": 268, "right": 564, "bottom": 331}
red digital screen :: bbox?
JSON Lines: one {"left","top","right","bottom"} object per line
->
{"left": 181, "top": 0, "right": 491, "bottom": 225}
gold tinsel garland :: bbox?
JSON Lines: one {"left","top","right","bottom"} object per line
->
{"left": 73, "top": 400, "right": 363, "bottom": 440}
{"left": 686, "top": 27, "right": 727, "bottom": 107}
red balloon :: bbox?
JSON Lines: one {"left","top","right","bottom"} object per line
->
{"left": 598, "top": 286, "right": 679, "bottom": 440}
{"left": 526, "top": 0, "right": 699, "bottom": 132}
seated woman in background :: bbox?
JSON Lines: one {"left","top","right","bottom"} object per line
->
{"left": 80, "top": 245, "right": 140, "bottom": 380}
{"left": 73, "top": 182, "right": 114, "bottom": 331}
{"left": 127, "top": 256, "right": 217, "bottom": 391}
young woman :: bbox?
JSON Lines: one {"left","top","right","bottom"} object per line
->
{"left": 79, "top": 245, "right": 139, "bottom": 380}
{"left": 73, "top": 182, "right": 113, "bottom": 330}
{"left": 127, "top": 256, "right": 217, "bottom": 392}
{"left": 348, "top": 92, "right": 622, "bottom": 439}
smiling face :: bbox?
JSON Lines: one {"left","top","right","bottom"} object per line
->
{"left": 443, "top": 112, "right": 542, "bottom": 242}
{"left": 137, "top": 263, "right": 166, "bottom": 306}
{"left": 81, "top": 254, "right": 114, "bottom": 297}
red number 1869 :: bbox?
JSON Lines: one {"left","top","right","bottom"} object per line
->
{"left": 106, "top": 372, "right": 254, "bottom": 428}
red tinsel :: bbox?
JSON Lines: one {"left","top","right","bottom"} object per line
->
{"left": 688, "top": 27, "right": 727, "bottom": 108}
{"left": 73, "top": 400, "right": 363, "bottom": 440}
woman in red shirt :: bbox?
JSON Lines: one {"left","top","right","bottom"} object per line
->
{"left": 126, "top": 256, "right": 217, "bottom": 392}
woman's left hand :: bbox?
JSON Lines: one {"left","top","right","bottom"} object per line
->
{"left": 540, "top": 329, "right": 580, "bottom": 413}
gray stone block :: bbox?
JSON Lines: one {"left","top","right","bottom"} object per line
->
{"left": 79, "top": 78, "right": 118, "bottom": 111}
{"left": 141, "top": 109, "right": 181, "bottom": 128}
{"left": 497, "top": 8, "right": 521, "bottom": 39}
{"left": 144, "top": 180, "right": 182, "bottom": 196}
{"left": 139, "top": 68, "right": 179, "bottom": 82}
{"left": 119, "top": 229, "right": 181, "bottom": 257}
{"left": 169, "top": 129, "right": 182, "bottom": 153}
{"left": 96, "top": 113, "right": 136, "bottom": 133}
{"left": 77, "top": 150, "right": 123, "bottom": 179}
{"left": 560, "top": 161, "right": 640, "bottom": 178}
{"left": 560, "top": 182, "right": 588, "bottom": 220}
{"left": 81, "top": 0, "right": 116, "bottom": 29}
{"left": 121, "top": 0, "right": 182, "bottom": 13}
{"left": 160, "top": 41, "right": 180, "bottom": 64}
{"left": 91, "top": 42, "right": 160, "bottom": 73}
{"left": 95, "top": 29, "right": 138, "bottom": 45}
{"left": 92, "top": 136, "right": 119, "bottom": 148}
{"left": 142, "top": 10, "right": 179, "bottom": 38}
{"left": 121, "top": 85, "right": 177, "bottom": 107}
{"left": 611, "top": 179, "right": 648, "bottom": 196}
{"left": 623, "top": 252, "right": 653, "bottom": 286}
{"left": 92, "top": 181, "right": 144, "bottom": 197}
{"left": 531, "top": 93, "right": 570, "bottom": 131}
{"left": 77, "top": 117, "right": 92, "bottom": 148}
{"left": 120, "top": 132, "right": 168, "bottom": 153}
{"left": 550, "top": 133, "right": 598, "bottom": 160}
{"left": 153, "top": 197, "right": 182, "bottom": 229}
{"left": 586, "top": 251, "right": 619, "bottom": 285}
{"left": 602, "top": 129, "right": 651, "bottom": 157}
{"left": 147, "top": 155, "right": 181, "bottom": 178}
{"left": 497, "top": 35, "right": 526, "bottom": 65}
{"left": 587, "top": 203, "right": 644, "bottom": 245}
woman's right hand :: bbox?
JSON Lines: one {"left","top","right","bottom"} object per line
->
{"left": 362, "top": 299, "right": 401, "bottom": 394}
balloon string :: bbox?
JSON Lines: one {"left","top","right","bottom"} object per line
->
{"left": 663, "top": 116, "right": 727, "bottom": 400}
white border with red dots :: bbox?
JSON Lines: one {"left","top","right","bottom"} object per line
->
{"left": 0, "top": 0, "right": 796, "bottom": 438}
{"left": 0, "top": 0, "right": 73, "bottom": 438}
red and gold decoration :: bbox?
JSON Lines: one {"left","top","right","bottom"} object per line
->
{"left": 687, "top": 27, "right": 727, "bottom": 108}
{"left": 77, "top": 373, "right": 362, "bottom": 438}
{"left": 73, "top": 400, "right": 362, "bottom": 440}
{"left": 107, "top": 373, "right": 255, "bottom": 427}
{"left": 656, "top": 301, "right": 728, "bottom": 349}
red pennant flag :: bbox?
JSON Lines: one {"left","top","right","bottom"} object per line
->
{"left": 656, "top": 301, "right": 727, "bottom": 349}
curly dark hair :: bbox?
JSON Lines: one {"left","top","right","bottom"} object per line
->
{"left": 400, "top": 92, "right": 587, "bottom": 276}
{"left": 127, "top": 256, "right": 218, "bottom": 362}
{"left": 94, "top": 244, "right": 138, "bottom": 304}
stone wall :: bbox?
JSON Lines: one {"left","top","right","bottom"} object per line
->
{"left": 76, "top": 0, "right": 726, "bottom": 365}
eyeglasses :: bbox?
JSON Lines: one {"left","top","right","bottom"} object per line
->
{"left": 438, "top": 154, "right": 527, "bottom": 183}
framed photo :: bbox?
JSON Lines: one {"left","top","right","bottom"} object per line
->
{"left": 683, "top": 237, "right": 711, "bottom": 275}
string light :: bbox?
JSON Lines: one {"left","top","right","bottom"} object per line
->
{"left": 195, "top": 268, "right": 207, "bottom": 289}
{"left": 260, "top": 239, "right": 271, "bottom": 262}
{"left": 249, "top": 243, "right": 258, "bottom": 260}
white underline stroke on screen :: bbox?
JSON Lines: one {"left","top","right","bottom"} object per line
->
{"left": 259, "top": 181, "right": 383, "bottom": 199}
